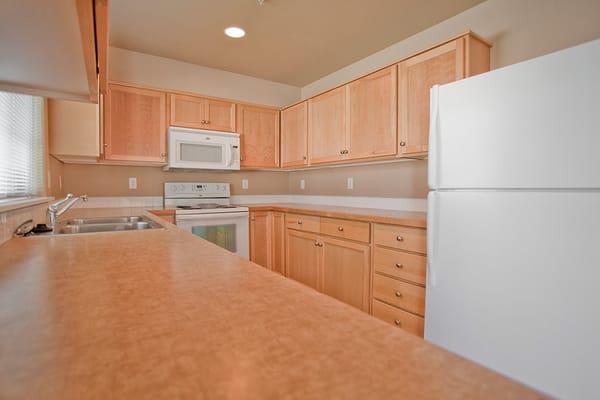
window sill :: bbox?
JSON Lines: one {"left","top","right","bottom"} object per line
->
{"left": 0, "top": 196, "right": 53, "bottom": 214}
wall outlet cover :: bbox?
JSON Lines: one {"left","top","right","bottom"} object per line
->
{"left": 300, "top": 179, "right": 305, "bottom": 190}
{"left": 347, "top": 177, "right": 354, "bottom": 190}
{"left": 128, "top": 177, "right": 137, "bottom": 190}
{"left": 242, "top": 179, "right": 249, "bottom": 190}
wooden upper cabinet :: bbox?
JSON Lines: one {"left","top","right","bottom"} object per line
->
{"left": 170, "top": 94, "right": 235, "bottom": 132}
{"left": 105, "top": 84, "right": 167, "bottom": 162}
{"left": 322, "top": 236, "right": 371, "bottom": 312}
{"left": 347, "top": 66, "right": 397, "bottom": 160}
{"left": 281, "top": 102, "right": 308, "bottom": 168}
{"left": 398, "top": 35, "right": 490, "bottom": 156}
{"left": 237, "top": 105, "right": 280, "bottom": 168}
{"left": 308, "top": 86, "right": 347, "bottom": 164}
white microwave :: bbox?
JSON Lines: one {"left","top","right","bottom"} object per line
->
{"left": 167, "top": 127, "right": 240, "bottom": 170}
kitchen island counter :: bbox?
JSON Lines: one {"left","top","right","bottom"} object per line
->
{"left": 0, "top": 208, "right": 542, "bottom": 399}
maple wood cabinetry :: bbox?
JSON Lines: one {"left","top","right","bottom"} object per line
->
{"left": 170, "top": 94, "right": 236, "bottom": 132}
{"left": 280, "top": 102, "right": 308, "bottom": 167}
{"left": 308, "top": 86, "right": 347, "bottom": 164}
{"left": 250, "top": 210, "right": 285, "bottom": 275}
{"left": 104, "top": 83, "right": 167, "bottom": 163}
{"left": 237, "top": 105, "right": 280, "bottom": 168}
{"left": 286, "top": 229, "right": 322, "bottom": 290}
{"left": 398, "top": 35, "right": 490, "bottom": 155}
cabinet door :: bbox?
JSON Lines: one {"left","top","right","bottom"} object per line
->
{"left": 271, "top": 212, "right": 285, "bottom": 275}
{"left": 286, "top": 229, "right": 322, "bottom": 291}
{"left": 308, "top": 86, "right": 347, "bottom": 164}
{"left": 105, "top": 84, "right": 167, "bottom": 162}
{"left": 398, "top": 39, "right": 464, "bottom": 155}
{"left": 281, "top": 102, "right": 308, "bottom": 168}
{"left": 205, "top": 98, "right": 236, "bottom": 132}
{"left": 237, "top": 105, "right": 280, "bottom": 168}
{"left": 347, "top": 66, "right": 397, "bottom": 160}
{"left": 169, "top": 94, "right": 208, "bottom": 129}
{"left": 250, "top": 211, "right": 271, "bottom": 269}
{"left": 48, "top": 99, "right": 99, "bottom": 161}
{"left": 322, "top": 236, "right": 370, "bottom": 312}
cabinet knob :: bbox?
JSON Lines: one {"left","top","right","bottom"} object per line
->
{"left": 396, "top": 235, "right": 404, "bottom": 242}
{"left": 399, "top": 141, "right": 406, "bottom": 147}
{"left": 318, "top": 242, "right": 323, "bottom": 247}
{"left": 337, "top": 226, "right": 344, "bottom": 232}
{"left": 395, "top": 263, "right": 404, "bottom": 269}
{"left": 314, "top": 241, "right": 319, "bottom": 246}
{"left": 339, "top": 150, "right": 344, "bottom": 155}
{"left": 302, "top": 156, "right": 307, "bottom": 160}
{"left": 297, "top": 220, "right": 303, "bottom": 225}
{"left": 251, "top": 217, "right": 255, "bottom": 221}
{"left": 205, "top": 120, "right": 210, "bottom": 124}
{"left": 104, "top": 143, "right": 109, "bottom": 147}
{"left": 160, "top": 153, "right": 166, "bottom": 157}
{"left": 395, "top": 291, "right": 403, "bottom": 298}
{"left": 394, "top": 319, "right": 402, "bottom": 327}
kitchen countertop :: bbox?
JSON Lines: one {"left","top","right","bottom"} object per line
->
{"left": 0, "top": 207, "right": 541, "bottom": 399}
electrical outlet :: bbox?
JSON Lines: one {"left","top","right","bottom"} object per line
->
{"left": 128, "top": 177, "right": 137, "bottom": 190}
{"left": 242, "top": 179, "right": 249, "bottom": 190}
{"left": 347, "top": 177, "right": 354, "bottom": 190}
{"left": 300, "top": 179, "right": 305, "bottom": 190}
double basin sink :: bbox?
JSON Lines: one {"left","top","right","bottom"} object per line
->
{"left": 53, "top": 216, "right": 162, "bottom": 235}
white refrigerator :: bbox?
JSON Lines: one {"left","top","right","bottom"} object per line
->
{"left": 426, "top": 39, "right": 600, "bottom": 399}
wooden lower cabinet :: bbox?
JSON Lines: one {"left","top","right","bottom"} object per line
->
{"left": 286, "top": 229, "right": 322, "bottom": 290}
{"left": 249, "top": 211, "right": 285, "bottom": 275}
{"left": 322, "top": 236, "right": 370, "bottom": 312}
{"left": 373, "top": 299, "right": 424, "bottom": 337}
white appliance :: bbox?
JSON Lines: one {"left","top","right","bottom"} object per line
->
{"left": 167, "top": 127, "right": 240, "bottom": 170}
{"left": 426, "top": 39, "right": 600, "bottom": 399}
{"left": 165, "top": 182, "right": 249, "bottom": 257}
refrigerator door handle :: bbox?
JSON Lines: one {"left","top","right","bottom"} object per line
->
{"left": 428, "top": 85, "right": 440, "bottom": 190}
{"left": 427, "top": 191, "right": 438, "bottom": 287}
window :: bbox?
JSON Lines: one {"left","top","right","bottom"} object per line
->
{"left": 0, "top": 91, "right": 45, "bottom": 198}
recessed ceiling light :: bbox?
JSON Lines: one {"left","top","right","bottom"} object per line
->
{"left": 224, "top": 27, "right": 245, "bottom": 38}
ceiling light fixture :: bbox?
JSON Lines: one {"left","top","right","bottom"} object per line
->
{"left": 224, "top": 27, "right": 245, "bottom": 38}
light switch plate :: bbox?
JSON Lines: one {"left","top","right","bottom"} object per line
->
{"left": 300, "top": 179, "right": 305, "bottom": 190}
{"left": 128, "top": 177, "right": 137, "bottom": 190}
{"left": 347, "top": 177, "right": 354, "bottom": 190}
{"left": 242, "top": 179, "right": 249, "bottom": 190}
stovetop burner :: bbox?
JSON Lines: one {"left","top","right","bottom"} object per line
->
{"left": 176, "top": 204, "right": 237, "bottom": 210}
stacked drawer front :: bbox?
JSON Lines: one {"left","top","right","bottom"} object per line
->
{"left": 372, "top": 223, "right": 426, "bottom": 336}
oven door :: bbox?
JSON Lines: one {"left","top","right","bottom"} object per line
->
{"left": 168, "top": 128, "right": 240, "bottom": 170}
{"left": 176, "top": 212, "right": 249, "bottom": 258}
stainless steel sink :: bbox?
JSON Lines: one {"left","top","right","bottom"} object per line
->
{"left": 50, "top": 215, "right": 163, "bottom": 235}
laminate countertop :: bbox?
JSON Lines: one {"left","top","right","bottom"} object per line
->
{"left": 0, "top": 207, "right": 542, "bottom": 399}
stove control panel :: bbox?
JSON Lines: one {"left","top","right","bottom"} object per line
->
{"left": 164, "top": 182, "right": 230, "bottom": 198}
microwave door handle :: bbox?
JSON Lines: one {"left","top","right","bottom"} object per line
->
{"left": 224, "top": 144, "right": 233, "bottom": 167}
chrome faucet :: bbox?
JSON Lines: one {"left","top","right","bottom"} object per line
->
{"left": 47, "top": 193, "right": 88, "bottom": 228}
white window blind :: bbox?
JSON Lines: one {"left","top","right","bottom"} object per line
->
{"left": 0, "top": 91, "right": 45, "bottom": 198}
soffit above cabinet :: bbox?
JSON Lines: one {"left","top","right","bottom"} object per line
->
{"left": 109, "top": 0, "right": 485, "bottom": 86}
{"left": 0, "top": 0, "right": 92, "bottom": 101}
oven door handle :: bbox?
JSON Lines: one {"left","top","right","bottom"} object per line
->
{"left": 176, "top": 212, "right": 249, "bottom": 221}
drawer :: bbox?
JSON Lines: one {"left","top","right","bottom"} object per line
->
{"left": 374, "top": 223, "right": 426, "bottom": 254}
{"left": 373, "top": 274, "right": 425, "bottom": 316}
{"left": 320, "top": 217, "right": 370, "bottom": 243}
{"left": 286, "top": 213, "right": 320, "bottom": 233}
{"left": 372, "top": 299, "right": 424, "bottom": 337}
{"left": 373, "top": 247, "right": 426, "bottom": 286}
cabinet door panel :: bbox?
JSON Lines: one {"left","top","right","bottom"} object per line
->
{"left": 322, "top": 237, "right": 370, "bottom": 312}
{"left": 170, "top": 94, "right": 207, "bottom": 129}
{"left": 237, "top": 105, "right": 280, "bottom": 168}
{"left": 205, "top": 99, "right": 236, "bottom": 132}
{"left": 398, "top": 39, "right": 464, "bottom": 155}
{"left": 250, "top": 211, "right": 271, "bottom": 269}
{"left": 286, "top": 229, "right": 321, "bottom": 291}
{"left": 347, "top": 66, "right": 397, "bottom": 160}
{"left": 271, "top": 212, "right": 285, "bottom": 275}
{"left": 281, "top": 102, "right": 308, "bottom": 167}
{"left": 105, "top": 84, "right": 166, "bottom": 162}
{"left": 308, "top": 87, "right": 347, "bottom": 164}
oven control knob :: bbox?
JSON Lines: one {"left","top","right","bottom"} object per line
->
{"left": 179, "top": 184, "right": 186, "bottom": 192}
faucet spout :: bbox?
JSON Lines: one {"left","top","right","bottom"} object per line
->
{"left": 47, "top": 194, "right": 88, "bottom": 228}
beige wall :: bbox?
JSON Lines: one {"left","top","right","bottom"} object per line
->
{"left": 109, "top": 47, "right": 301, "bottom": 107}
{"left": 59, "top": 164, "right": 288, "bottom": 197}
{"left": 288, "top": 161, "right": 428, "bottom": 198}
{"left": 301, "top": 0, "right": 600, "bottom": 98}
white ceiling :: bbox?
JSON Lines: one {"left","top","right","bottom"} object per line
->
{"left": 0, "top": 0, "right": 90, "bottom": 101}
{"left": 110, "top": 0, "right": 485, "bottom": 87}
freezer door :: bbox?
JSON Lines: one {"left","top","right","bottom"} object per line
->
{"left": 429, "top": 38, "right": 600, "bottom": 190}
{"left": 426, "top": 190, "right": 600, "bottom": 399}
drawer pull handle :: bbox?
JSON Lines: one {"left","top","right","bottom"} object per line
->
{"left": 297, "top": 221, "right": 303, "bottom": 225}
{"left": 395, "top": 263, "right": 404, "bottom": 269}
{"left": 337, "top": 226, "right": 344, "bottom": 232}
{"left": 314, "top": 241, "right": 319, "bottom": 246}
{"left": 395, "top": 291, "right": 403, "bottom": 298}
{"left": 394, "top": 319, "right": 402, "bottom": 326}
{"left": 396, "top": 235, "right": 404, "bottom": 242}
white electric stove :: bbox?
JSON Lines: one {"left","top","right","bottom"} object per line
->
{"left": 164, "top": 182, "right": 249, "bottom": 257}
